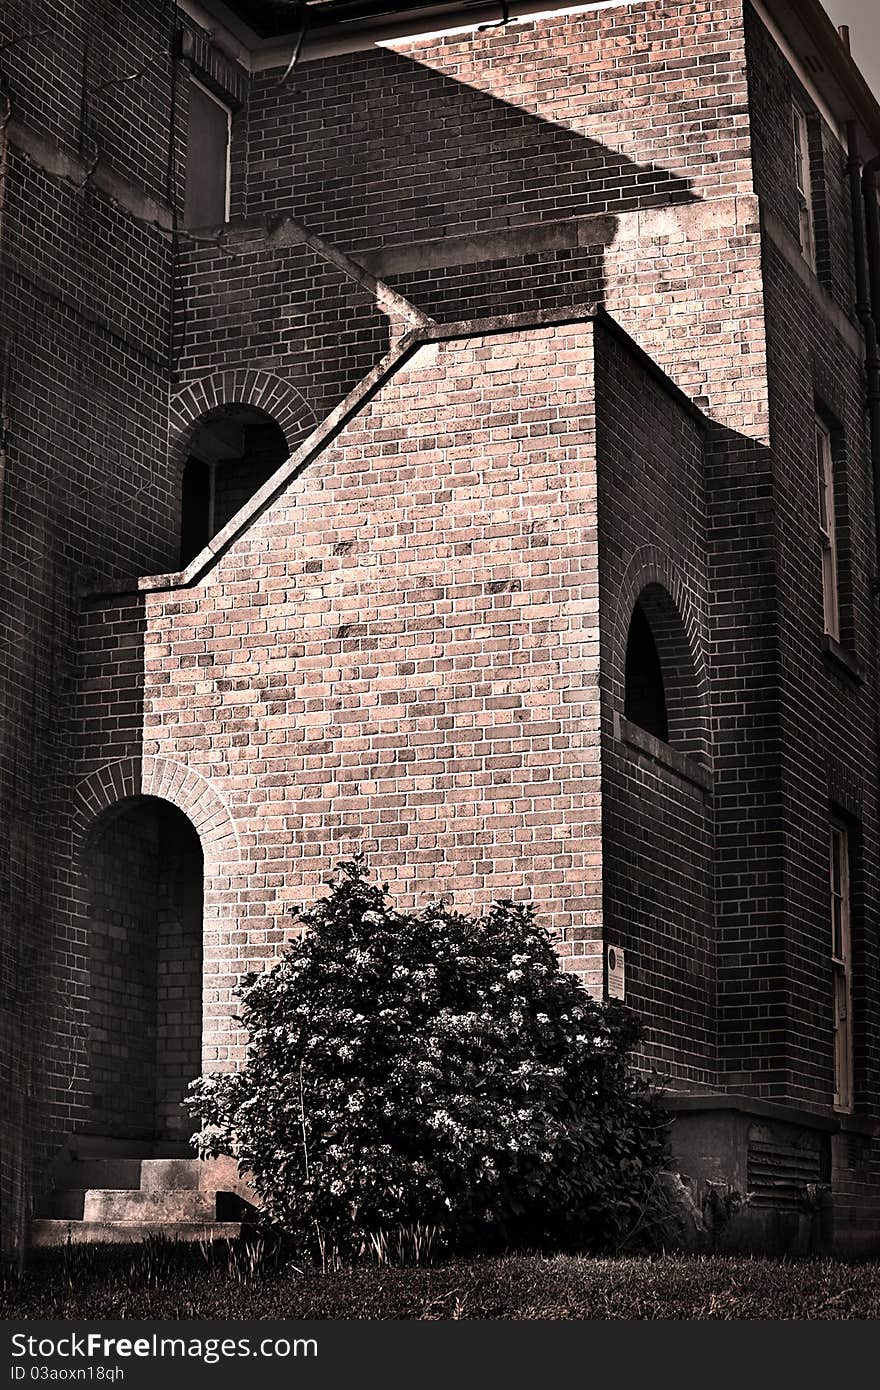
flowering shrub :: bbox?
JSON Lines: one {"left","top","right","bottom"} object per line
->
{"left": 187, "top": 858, "right": 667, "bottom": 1256}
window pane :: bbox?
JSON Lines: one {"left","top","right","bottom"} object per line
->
{"left": 793, "top": 109, "right": 806, "bottom": 192}
{"left": 816, "top": 431, "right": 829, "bottom": 532}
{"left": 184, "top": 81, "right": 230, "bottom": 228}
{"left": 830, "top": 820, "right": 853, "bottom": 1110}
{"left": 624, "top": 604, "right": 669, "bottom": 743}
{"left": 793, "top": 105, "right": 816, "bottom": 268}
{"left": 815, "top": 421, "right": 839, "bottom": 638}
{"left": 832, "top": 897, "right": 843, "bottom": 959}
{"left": 831, "top": 826, "right": 843, "bottom": 888}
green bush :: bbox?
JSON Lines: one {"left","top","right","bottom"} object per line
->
{"left": 186, "top": 858, "right": 667, "bottom": 1257}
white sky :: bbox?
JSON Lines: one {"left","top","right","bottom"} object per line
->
{"left": 823, "top": 0, "right": 880, "bottom": 99}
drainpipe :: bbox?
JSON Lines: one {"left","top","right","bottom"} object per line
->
{"left": 862, "top": 153, "right": 880, "bottom": 326}
{"left": 0, "top": 79, "right": 10, "bottom": 552}
{"left": 846, "top": 124, "right": 880, "bottom": 579}
{"left": 864, "top": 151, "right": 880, "bottom": 583}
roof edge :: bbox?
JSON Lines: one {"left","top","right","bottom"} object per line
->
{"left": 760, "top": 0, "right": 880, "bottom": 156}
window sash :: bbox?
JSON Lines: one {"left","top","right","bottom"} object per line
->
{"left": 830, "top": 820, "right": 853, "bottom": 1111}
{"left": 793, "top": 104, "right": 816, "bottom": 269}
{"left": 184, "top": 77, "right": 232, "bottom": 228}
{"left": 815, "top": 420, "right": 839, "bottom": 640}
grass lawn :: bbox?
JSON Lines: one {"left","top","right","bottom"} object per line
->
{"left": 2, "top": 1244, "right": 879, "bottom": 1319}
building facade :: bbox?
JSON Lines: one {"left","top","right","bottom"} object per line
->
{"left": 2, "top": 0, "right": 880, "bottom": 1253}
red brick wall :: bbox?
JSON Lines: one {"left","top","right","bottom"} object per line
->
{"left": 0, "top": 0, "right": 180, "bottom": 1249}
{"left": 174, "top": 234, "right": 390, "bottom": 441}
{"left": 8, "top": 0, "right": 880, "bottom": 1251}
{"left": 0, "top": 0, "right": 175, "bottom": 188}
{"left": 744, "top": 5, "right": 880, "bottom": 1225}
{"left": 5, "top": 0, "right": 776, "bottom": 1248}
{"left": 745, "top": 3, "right": 856, "bottom": 314}
{"left": 595, "top": 319, "right": 715, "bottom": 1087}
{"left": 77, "top": 316, "right": 604, "bottom": 1068}
{"left": 174, "top": 1, "right": 767, "bottom": 461}
{"left": 243, "top": 4, "right": 752, "bottom": 235}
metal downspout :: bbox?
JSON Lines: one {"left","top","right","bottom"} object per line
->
{"left": 846, "top": 124, "right": 880, "bottom": 579}
{"left": 864, "top": 154, "right": 880, "bottom": 584}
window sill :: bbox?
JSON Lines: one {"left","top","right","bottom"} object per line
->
{"left": 821, "top": 634, "right": 862, "bottom": 684}
{"left": 614, "top": 713, "right": 713, "bottom": 793}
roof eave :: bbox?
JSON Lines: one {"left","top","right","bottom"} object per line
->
{"left": 762, "top": 0, "right": 880, "bottom": 157}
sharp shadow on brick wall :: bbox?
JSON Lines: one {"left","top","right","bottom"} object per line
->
{"left": 178, "top": 46, "right": 698, "bottom": 434}
{"left": 46, "top": 51, "right": 707, "bottom": 1191}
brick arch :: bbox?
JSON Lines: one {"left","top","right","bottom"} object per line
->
{"left": 168, "top": 369, "right": 317, "bottom": 465}
{"left": 72, "top": 756, "right": 241, "bottom": 879}
{"left": 70, "top": 759, "right": 243, "bottom": 1122}
{"left": 614, "top": 548, "right": 710, "bottom": 759}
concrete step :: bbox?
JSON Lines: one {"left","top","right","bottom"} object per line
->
{"left": 33, "top": 1144, "right": 259, "bottom": 1244}
{"left": 140, "top": 1157, "right": 254, "bottom": 1201}
{"left": 140, "top": 1159, "right": 203, "bottom": 1192}
{"left": 31, "top": 1220, "right": 241, "bottom": 1247}
{"left": 82, "top": 1189, "right": 216, "bottom": 1223}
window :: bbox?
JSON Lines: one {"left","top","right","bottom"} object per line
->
{"left": 621, "top": 585, "right": 708, "bottom": 759}
{"left": 180, "top": 405, "right": 289, "bottom": 567}
{"left": 184, "top": 77, "right": 231, "bottom": 228}
{"left": 830, "top": 819, "right": 853, "bottom": 1111}
{"left": 624, "top": 603, "right": 669, "bottom": 743}
{"left": 792, "top": 103, "right": 816, "bottom": 270}
{"left": 815, "top": 417, "right": 840, "bottom": 640}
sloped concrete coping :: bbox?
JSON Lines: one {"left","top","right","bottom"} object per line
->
{"left": 81, "top": 304, "right": 707, "bottom": 602}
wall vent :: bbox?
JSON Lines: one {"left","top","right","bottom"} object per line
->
{"left": 747, "top": 1139, "right": 822, "bottom": 1207}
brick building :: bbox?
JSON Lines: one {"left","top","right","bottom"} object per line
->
{"left": 2, "top": 0, "right": 880, "bottom": 1254}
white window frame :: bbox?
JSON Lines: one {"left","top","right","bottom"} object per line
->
{"left": 830, "top": 818, "right": 853, "bottom": 1113}
{"left": 187, "top": 75, "right": 232, "bottom": 226}
{"left": 793, "top": 102, "right": 816, "bottom": 271}
{"left": 815, "top": 417, "right": 840, "bottom": 641}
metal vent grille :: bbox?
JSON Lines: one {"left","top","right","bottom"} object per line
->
{"left": 747, "top": 1140, "right": 822, "bottom": 1207}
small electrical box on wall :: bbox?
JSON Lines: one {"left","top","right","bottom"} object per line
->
{"left": 606, "top": 945, "right": 626, "bottom": 1001}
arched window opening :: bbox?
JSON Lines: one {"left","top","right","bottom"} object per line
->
{"left": 83, "top": 798, "right": 203, "bottom": 1142}
{"left": 624, "top": 602, "right": 669, "bottom": 742}
{"left": 180, "top": 405, "right": 289, "bottom": 567}
{"left": 623, "top": 583, "right": 707, "bottom": 759}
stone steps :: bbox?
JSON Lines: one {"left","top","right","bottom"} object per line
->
{"left": 34, "top": 1143, "right": 257, "bottom": 1245}
{"left": 83, "top": 1189, "right": 217, "bottom": 1222}
{"left": 141, "top": 1159, "right": 210, "bottom": 1191}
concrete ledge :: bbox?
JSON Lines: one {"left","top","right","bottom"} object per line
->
{"left": 820, "top": 633, "right": 862, "bottom": 683}
{"left": 364, "top": 196, "right": 754, "bottom": 280}
{"left": 614, "top": 713, "right": 713, "bottom": 793}
{"left": 666, "top": 1092, "right": 840, "bottom": 1133}
{"left": 762, "top": 207, "right": 863, "bottom": 355}
{"left": 82, "top": 302, "right": 711, "bottom": 601}
{"left": 8, "top": 119, "right": 173, "bottom": 234}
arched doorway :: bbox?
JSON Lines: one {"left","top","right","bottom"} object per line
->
{"left": 180, "top": 404, "right": 289, "bottom": 566}
{"left": 84, "top": 798, "right": 203, "bottom": 1141}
